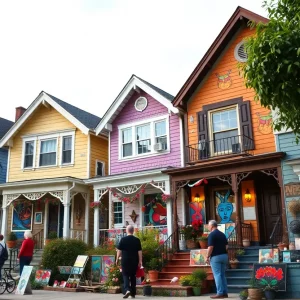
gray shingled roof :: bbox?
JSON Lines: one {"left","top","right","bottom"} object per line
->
{"left": 135, "top": 75, "right": 174, "bottom": 101}
{"left": 0, "top": 117, "right": 14, "bottom": 139}
{"left": 45, "top": 93, "right": 101, "bottom": 130}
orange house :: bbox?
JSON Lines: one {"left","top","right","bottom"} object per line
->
{"left": 165, "top": 7, "right": 287, "bottom": 246}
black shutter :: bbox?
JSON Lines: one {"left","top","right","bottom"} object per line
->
{"left": 238, "top": 101, "right": 254, "bottom": 150}
{"left": 197, "top": 110, "right": 209, "bottom": 159}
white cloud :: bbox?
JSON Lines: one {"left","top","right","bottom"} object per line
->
{"left": 0, "top": 0, "right": 267, "bottom": 122}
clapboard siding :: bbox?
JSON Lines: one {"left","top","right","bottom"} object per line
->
{"left": 90, "top": 135, "right": 108, "bottom": 178}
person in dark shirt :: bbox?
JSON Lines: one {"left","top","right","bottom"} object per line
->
{"left": 205, "top": 220, "right": 228, "bottom": 299}
{"left": 116, "top": 225, "right": 142, "bottom": 299}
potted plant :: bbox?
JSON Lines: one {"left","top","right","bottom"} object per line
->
{"left": 146, "top": 258, "right": 160, "bottom": 282}
{"left": 263, "top": 285, "right": 278, "bottom": 300}
{"left": 181, "top": 220, "right": 203, "bottom": 249}
{"left": 6, "top": 232, "right": 17, "bottom": 248}
{"left": 236, "top": 248, "right": 245, "bottom": 256}
{"left": 247, "top": 278, "right": 263, "bottom": 300}
{"left": 105, "top": 264, "right": 123, "bottom": 294}
{"left": 142, "top": 278, "right": 152, "bottom": 296}
{"left": 192, "top": 269, "right": 208, "bottom": 289}
{"left": 229, "top": 258, "right": 239, "bottom": 269}
{"left": 190, "top": 275, "right": 202, "bottom": 296}
{"left": 45, "top": 231, "right": 57, "bottom": 245}
{"left": 239, "top": 289, "right": 248, "bottom": 300}
{"left": 198, "top": 235, "right": 208, "bottom": 249}
{"left": 243, "top": 239, "right": 250, "bottom": 247}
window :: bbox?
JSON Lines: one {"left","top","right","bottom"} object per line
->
{"left": 62, "top": 136, "right": 72, "bottom": 164}
{"left": 24, "top": 141, "right": 34, "bottom": 168}
{"left": 210, "top": 106, "right": 239, "bottom": 153}
{"left": 96, "top": 161, "right": 105, "bottom": 176}
{"left": 155, "top": 120, "right": 167, "bottom": 150}
{"left": 234, "top": 41, "right": 248, "bottom": 62}
{"left": 113, "top": 201, "right": 123, "bottom": 226}
{"left": 119, "top": 116, "right": 169, "bottom": 159}
{"left": 39, "top": 139, "right": 57, "bottom": 166}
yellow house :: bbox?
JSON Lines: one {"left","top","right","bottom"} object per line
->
{"left": 0, "top": 91, "right": 108, "bottom": 245}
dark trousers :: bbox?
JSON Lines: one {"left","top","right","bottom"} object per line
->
{"left": 19, "top": 256, "right": 32, "bottom": 276}
{"left": 123, "top": 272, "right": 137, "bottom": 296}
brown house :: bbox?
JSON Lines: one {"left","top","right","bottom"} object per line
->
{"left": 165, "top": 7, "right": 287, "bottom": 247}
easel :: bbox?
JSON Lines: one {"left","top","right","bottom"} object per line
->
{"left": 66, "top": 255, "right": 89, "bottom": 288}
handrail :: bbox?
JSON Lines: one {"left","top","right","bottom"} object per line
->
{"left": 9, "top": 248, "right": 19, "bottom": 270}
{"left": 33, "top": 229, "right": 44, "bottom": 251}
{"left": 227, "top": 223, "right": 239, "bottom": 261}
{"left": 270, "top": 216, "right": 282, "bottom": 248}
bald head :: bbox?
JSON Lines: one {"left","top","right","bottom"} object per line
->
{"left": 126, "top": 225, "right": 134, "bottom": 235}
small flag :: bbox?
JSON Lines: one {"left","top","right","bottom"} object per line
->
{"left": 188, "top": 178, "right": 208, "bottom": 187}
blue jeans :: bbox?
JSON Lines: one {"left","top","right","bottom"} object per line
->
{"left": 123, "top": 273, "right": 136, "bottom": 296}
{"left": 210, "top": 254, "right": 228, "bottom": 295}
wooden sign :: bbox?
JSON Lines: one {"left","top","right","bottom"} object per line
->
{"left": 285, "top": 183, "right": 300, "bottom": 197}
{"left": 15, "top": 266, "right": 33, "bottom": 295}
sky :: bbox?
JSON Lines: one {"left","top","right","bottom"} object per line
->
{"left": 0, "top": 0, "right": 268, "bottom": 122}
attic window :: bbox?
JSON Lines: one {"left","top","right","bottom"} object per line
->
{"left": 234, "top": 41, "right": 248, "bottom": 62}
{"left": 135, "top": 97, "right": 148, "bottom": 112}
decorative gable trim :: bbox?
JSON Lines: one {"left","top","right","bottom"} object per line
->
{"left": 95, "top": 75, "right": 179, "bottom": 135}
{"left": 0, "top": 92, "right": 90, "bottom": 148}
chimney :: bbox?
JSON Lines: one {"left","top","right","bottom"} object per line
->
{"left": 15, "top": 107, "right": 26, "bottom": 121}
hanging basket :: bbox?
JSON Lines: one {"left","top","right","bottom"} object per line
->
{"left": 289, "top": 220, "right": 300, "bottom": 234}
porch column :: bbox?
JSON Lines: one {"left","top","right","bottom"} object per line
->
{"left": 44, "top": 201, "right": 49, "bottom": 242}
{"left": 165, "top": 180, "right": 172, "bottom": 237}
{"left": 231, "top": 173, "right": 242, "bottom": 247}
{"left": 277, "top": 167, "right": 289, "bottom": 244}
{"left": 63, "top": 190, "right": 71, "bottom": 239}
{"left": 1, "top": 195, "right": 8, "bottom": 236}
{"left": 93, "top": 189, "right": 100, "bottom": 247}
{"left": 172, "top": 180, "right": 179, "bottom": 249}
{"left": 85, "top": 191, "right": 90, "bottom": 244}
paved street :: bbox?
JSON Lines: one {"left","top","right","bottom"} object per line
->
{"left": 0, "top": 290, "right": 241, "bottom": 299}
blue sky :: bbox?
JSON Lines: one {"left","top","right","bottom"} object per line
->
{"left": 0, "top": 0, "right": 267, "bottom": 122}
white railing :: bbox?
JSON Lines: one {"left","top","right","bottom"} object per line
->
{"left": 99, "top": 225, "right": 168, "bottom": 246}
{"left": 70, "top": 229, "right": 86, "bottom": 241}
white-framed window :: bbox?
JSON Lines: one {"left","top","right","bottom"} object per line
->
{"left": 209, "top": 105, "right": 240, "bottom": 153}
{"left": 96, "top": 160, "right": 105, "bottom": 176}
{"left": 39, "top": 138, "right": 57, "bottom": 167}
{"left": 113, "top": 201, "right": 123, "bottom": 227}
{"left": 119, "top": 115, "right": 169, "bottom": 159}
{"left": 24, "top": 140, "right": 35, "bottom": 168}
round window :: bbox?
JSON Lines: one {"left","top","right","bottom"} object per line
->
{"left": 135, "top": 97, "right": 148, "bottom": 112}
{"left": 234, "top": 41, "right": 248, "bottom": 62}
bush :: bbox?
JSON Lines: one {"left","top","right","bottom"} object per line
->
{"left": 192, "top": 269, "right": 207, "bottom": 282}
{"left": 48, "top": 231, "right": 58, "bottom": 239}
{"left": 41, "top": 239, "right": 88, "bottom": 285}
{"left": 86, "top": 239, "right": 116, "bottom": 256}
{"left": 7, "top": 232, "right": 17, "bottom": 241}
{"left": 179, "top": 274, "right": 193, "bottom": 286}
{"left": 29, "top": 267, "right": 44, "bottom": 290}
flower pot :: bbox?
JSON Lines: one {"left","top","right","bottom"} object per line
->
{"left": 264, "top": 290, "right": 276, "bottom": 300}
{"left": 148, "top": 270, "right": 159, "bottom": 282}
{"left": 186, "top": 239, "right": 198, "bottom": 249}
{"left": 230, "top": 262, "right": 238, "bottom": 269}
{"left": 6, "top": 241, "right": 17, "bottom": 248}
{"left": 199, "top": 240, "right": 208, "bottom": 249}
{"left": 243, "top": 239, "right": 250, "bottom": 247}
{"left": 179, "top": 240, "right": 186, "bottom": 250}
{"left": 143, "top": 285, "right": 152, "bottom": 296}
{"left": 107, "top": 286, "right": 121, "bottom": 294}
{"left": 192, "top": 287, "right": 201, "bottom": 296}
{"left": 248, "top": 288, "right": 263, "bottom": 300}
{"left": 278, "top": 243, "right": 288, "bottom": 251}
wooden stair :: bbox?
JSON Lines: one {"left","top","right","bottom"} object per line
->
{"left": 136, "top": 251, "right": 214, "bottom": 297}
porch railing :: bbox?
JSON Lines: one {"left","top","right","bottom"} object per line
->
{"left": 242, "top": 222, "right": 252, "bottom": 242}
{"left": 156, "top": 230, "right": 176, "bottom": 271}
{"left": 186, "top": 134, "right": 254, "bottom": 163}
{"left": 33, "top": 229, "right": 44, "bottom": 251}
{"left": 9, "top": 248, "right": 19, "bottom": 270}
{"left": 270, "top": 216, "right": 282, "bottom": 248}
{"left": 227, "top": 223, "right": 238, "bottom": 261}
{"left": 70, "top": 229, "right": 86, "bottom": 242}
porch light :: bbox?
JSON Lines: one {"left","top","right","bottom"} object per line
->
{"left": 194, "top": 193, "right": 201, "bottom": 202}
{"left": 244, "top": 189, "right": 252, "bottom": 202}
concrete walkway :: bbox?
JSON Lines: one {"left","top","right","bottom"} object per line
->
{"left": 1, "top": 290, "right": 241, "bottom": 299}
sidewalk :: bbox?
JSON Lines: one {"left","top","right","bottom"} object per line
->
{"left": 2, "top": 290, "right": 240, "bottom": 299}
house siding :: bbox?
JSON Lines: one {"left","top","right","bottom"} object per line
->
{"left": 0, "top": 148, "right": 8, "bottom": 183}
{"left": 8, "top": 105, "right": 88, "bottom": 181}
{"left": 187, "top": 26, "right": 276, "bottom": 155}
{"left": 90, "top": 135, "right": 109, "bottom": 178}
{"left": 276, "top": 132, "right": 300, "bottom": 242}
{"left": 110, "top": 91, "right": 181, "bottom": 175}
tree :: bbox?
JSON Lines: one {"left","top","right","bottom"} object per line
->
{"left": 241, "top": 0, "right": 300, "bottom": 136}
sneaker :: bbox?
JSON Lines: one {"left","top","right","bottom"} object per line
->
{"left": 123, "top": 291, "right": 131, "bottom": 299}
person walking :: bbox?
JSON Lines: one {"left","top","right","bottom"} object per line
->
{"left": 0, "top": 235, "right": 8, "bottom": 279}
{"left": 205, "top": 220, "right": 228, "bottom": 299}
{"left": 18, "top": 230, "right": 34, "bottom": 276}
{"left": 116, "top": 225, "right": 142, "bottom": 299}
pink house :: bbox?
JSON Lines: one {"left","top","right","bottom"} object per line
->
{"left": 86, "top": 75, "right": 185, "bottom": 246}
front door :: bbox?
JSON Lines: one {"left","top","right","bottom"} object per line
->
{"left": 257, "top": 183, "right": 282, "bottom": 245}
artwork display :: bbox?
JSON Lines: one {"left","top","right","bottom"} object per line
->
{"left": 73, "top": 255, "right": 89, "bottom": 268}
{"left": 34, "top": 212, "right": 43, "bottom": 224}
{"left": 215, "top": 190, "right": 235, "bottom": 224}
{"left": 282, "top": 251, "right": 291, "bottom": 263}
{"left": 71, "top": 267, "right": 84, "bottom": 275}
{"left": 15, "top": 265, "right": 33, "bottom": 295}
{"left": 295, "top": 237, "right": 300, "bottom": 250}
{"left": 35, "top": 269, "right": 51, "bottom": 286}
{"left": 53, "top": 280, "right": 59, "bottom": 287}
{"left": 91, "top": 256, "right": 102, "bottom": 283}
{"left": 259, "top": 249, "right": 279, "bottom": 263}
{"left": 217, "top": 224, "right": 226, "bottom": 234}
{"left": 58, "top": 266, "right": 72, "bottom": 274}
{"left": 190, "top": 249, "right": 208, "bottom": 266}
{"left": 143, "top": 194, "right": 167, "bottom": 226}
{"left": 215, "top": 70, "right": 232, "bottom": 89}
{"left": 101, "top": 255, "right": 115, "bottom": 283}
{"left": 256, "top": 112, "right": 273, "bottom": 135}
{"left": 189, "top": 202, "right": 205, "bottom": 224}
{"left": 12, "top": 203, "right": 33, "bottom": 231}
{"left": 253, "top": 263, "right": 287, "bottom": 291}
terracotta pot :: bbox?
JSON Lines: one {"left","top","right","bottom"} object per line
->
{"left": 230, "top": 262, "right": 238, "bottom": 269}
{"left": 199, "top": 240, "right": 208, "bottom": 249}
{"left": 248, "top": 288, "right": 263, "bottom": 300}
{"left": 6, "top": 241, "right": 17, "bottom": 248}
{"left": 148, "top": 270, "right": 159, "bottom": 282}
{"left": 243, "top": 239, "right": 250, "bottom": 247}
{"left": 186, "top": 239, "right": 198, "bottom": 249}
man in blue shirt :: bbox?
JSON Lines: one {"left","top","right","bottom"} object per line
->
{"left": 205, "top": 220, "right": 228, "bottom": 299}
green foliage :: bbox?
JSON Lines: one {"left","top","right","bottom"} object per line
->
{"left": 134, "top": 229, "right": 160, "bottom": 268}
{"left": 236, "top": 249, "right": 245, "bottom": 256}
{"left": 179, "top": 269, "right": 207, "bottom": 287}
{"left": 146, "top": 258, "right": 160, "bottom": 271}
{"left": 192, "top": 269, "right": 208, "bottom": 282}
{"left": 104, "top": 264, "right": 123, "bottom": 287}
{"left": 86, "top": 239, "right": 116, "bottom": 256}
{"left": 179, "top": 274, "right": 193, "bottom": 286}
{"left": 241, "top": 0, "right": 300, "bottom": 138}
{"left": 239, "top": 289, "right": 248, "bottom": 297}
{"left": 29, "top": 267, "right": 44, "bottom": 290}
{"left": 48, "top": 231, "right": 58, "bottom": 239}
{"left": 41, "top": 238, "right": 88, "bottom": 285}
{"left": 7, "top": 232, "right": 17, "bottom": 241}
{"left": 198, "top": 235, "right": 208, "bottom": 241}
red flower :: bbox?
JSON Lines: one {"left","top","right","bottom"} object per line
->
{"left": 275, "top": 268, "right": 283, "bottom": 281}
{"left": 255, "top": 267, "right": 265, "bottom": 279}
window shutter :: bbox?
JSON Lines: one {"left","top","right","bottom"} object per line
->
{"left": 198, "top": 110, "right": 208, "bottom": 142}
{"left": 238, "top": 101, "right": 254, "bottom": 150}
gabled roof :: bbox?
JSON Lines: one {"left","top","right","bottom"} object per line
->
{"left": 172, "top": 6, "right": 268, "bottom": 109}
{"left": 0, "top": 92, "right": 102, "bottom": 148}
{"left": 0, "top": 117, "right": 14, "bottom": 139}
{"left": 95, "top": 75, "right": 178, "bottom": 135}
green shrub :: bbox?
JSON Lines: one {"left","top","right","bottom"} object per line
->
{"left": 192, "top": 269, "right": 207, "bottom": 282}
{"left": 41, "top": 239, "right": 88, "bottom": 285}
{"left": 29, "top": 267, "right": 44, "bottom": 290}
{"left": 179, "top": 274, "right": 193, "bottom": 286}
{"left": 7, "top": 232, "right": 17, "bottom": 241}
{"left": 86, "top": 239, "right": 116, "bottom": 256}
{"left": 48, "top": 231, "right": 58, "bottom": 239}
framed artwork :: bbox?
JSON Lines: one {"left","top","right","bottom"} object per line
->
{"left": 11, "top": 203, "right": 33, "bottom": 231}
{"left": 34, "top": 212, "right": 42, "bottom": 224}
{"left": 35, "top": 270, "right": 51, "bottom": 285}
{"left": 73, "top": 255, "right": 89, "bottom": 268}
{"left": 282, "top": 251, "right": 291, "bottom": 263}
{"left": 190, "top": 249, "right": 208, "bottom": 266}
{"left": 258, "top": 249, "right": 279, "bottom": 263}
{"left": 101, "top": 255, "right": 115, "bottom": 284}
{"left": 253, "top": 263, "right": 287, "bottom": 291}
{"left": 58, "top": 266, "right": 72, "bottom": 274}
{"left": 91, "top": 256, "right": 102, "bottom": 283}
{"left": 295, "top": 237, "right": 300, "bottom": 250}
